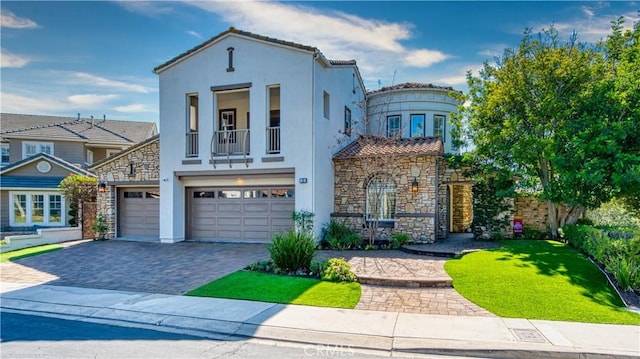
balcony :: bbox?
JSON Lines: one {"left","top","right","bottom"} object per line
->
{"left": 266, "top": 126, "right": 280, "bottom": 154}
{"left": 186, "top": 132, "right": 198, "bottom": 157}
{"left": 211, "top": 129, "right": 250, "bottom": 156}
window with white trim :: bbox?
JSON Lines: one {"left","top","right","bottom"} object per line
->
{"left": 10, "top": 192, "right": 65, "bottom": 226}
{"left": 366, "top": 175, "right": 397, "bottom": 225}
{"left": 22, "top": 141, "right": 53, "bottom": 159}
{"left": 434, "top": 115, "right": 446, "bottom": 141}
{"left": 1, "top": 143, "right": 9, "bottom": 165}
{"left": 86, "top": 149, "right": 94, "bottom": 164}
{"left": 106, "top": 149, "right": 120, "bottom": 157}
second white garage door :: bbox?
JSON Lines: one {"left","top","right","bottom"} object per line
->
{"left": 187, "top": 187, "right": 294, "bottom": 242}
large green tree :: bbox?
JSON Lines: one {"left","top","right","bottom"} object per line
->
{"left": 459, "top": 19, "right": 640, "bottom": 238}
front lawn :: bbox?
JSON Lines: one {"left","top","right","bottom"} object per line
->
{"left": 0, "top": 244, "right": 63, "bottom": 263}
{"left": 445, "top": 240, "right": 640, "bottom": 325}
{"left": 186, "top": 270, "right": 361, "bottom": 309}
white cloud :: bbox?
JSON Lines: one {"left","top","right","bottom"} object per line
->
{"left": 115, "top": 103, "right": 156, "bottom": 113}
{"left": 404, "top": 49, "right": 449, "bottom": 67}
{"left": 0, "top": 92, "right": 69, "bottom": 113}
{"left": 1, "top": 48, "right": 30, "bottom": 68}
{"left": 187, "top": 30, "right": 201, "bottom": 39}
{"left": 529, "top": 9, "right": 639, "bottom": 43}
{"left": 435, "top": 65, "right": 483, "bottom": 86}
{"left": 70, "top": 72, "right": 155, "bottom": 93}
{"left": 581, "top": 6, "right": 595, "bottom": 19}
{"left": 67, "top": 94, "right": 118, "bottom": 106}
{"left": 0, "top": 9, "right": 38, "bottom": 29}
{"left": 117, "top": 1, "right": 174, "bottom": 16}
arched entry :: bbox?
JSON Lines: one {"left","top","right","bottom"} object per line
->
{"left": 448, "top": 184, "right": 473, "bottom": 233}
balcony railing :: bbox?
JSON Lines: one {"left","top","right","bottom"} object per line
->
{"left": 266, "top": 126, "right": 280, "bottom": 154}
{"left": 211, "top": 129, "right": 250, "bottom": 156}
{"left": 186, "top": 131, "right": 198, "bottom": 157}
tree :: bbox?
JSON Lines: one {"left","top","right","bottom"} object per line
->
{"left": 58, "top": 174, "right": 98, "bottom": 227}
{"left": 458, "top": 20, "right": 640, "bottom": 238}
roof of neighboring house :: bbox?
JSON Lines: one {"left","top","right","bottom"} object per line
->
{"left": 0, "top": 152, "right": 95, "bottom": 177}
{"left": 367, "top": 82, "right": 462, "bottom": 96}
{"left": 90, "top": 134, "right": 159, "bottom": 170}
{"left": 0, "top": 113, "right": 157, "bottom": 145}
{"left": 0, "top": 176, "right": 67, "bottom": 189}
{"left": 333, "top": 136, "right": 444, "bottom": 159}
{"left": 154, "top": 27, "right": 358, "bottom": 74}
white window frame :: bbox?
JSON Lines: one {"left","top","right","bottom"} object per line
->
{"left": 22, "top": 141, "right": 54, "bottom": 159}
{"left": 1, "top": 143, "right": 9, "bottom": 165}
{"left": 9, "top": 191, "right": 66, "bottom": 227}
{"left": 86, "top": 149, "right": 94, "bottom": 164}
{"left": 365, "top": 175, "right": 397, "bottom": 223}
{"left": 106, "top": 149, "right": 120, "bottom": 157}
{"left": 386, "top": 115, "right": 401, "bottom": 138}
{"left": 434, "top": 114, "right": 446, "bottom": 142}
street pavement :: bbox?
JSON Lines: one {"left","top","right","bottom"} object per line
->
{"left": 2, "top": 282, "right": 639, "bottom": 358}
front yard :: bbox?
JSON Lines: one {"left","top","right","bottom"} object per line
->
{"left": 445, "top": 240, "right": 640, "bottom": 325}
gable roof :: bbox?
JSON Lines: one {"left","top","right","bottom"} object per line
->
{"left": 90, "top": 134, "right": 159, "bottom": 170}
{"left": 367, "top": 82, "right": 462, "bottom": 96}
{"left": 333, "top": 136, "right": 443, "bottom": 159}
{"left": 0, "top": 113, "right": 157, "bottom": 145}
{"left": 154, "top": 27, "right": 356, "bottom": 74}
{"left": 0, "top": 152, "right": 95, "bottom": 177}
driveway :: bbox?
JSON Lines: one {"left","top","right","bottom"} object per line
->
{"left": 1, "top": 240, "right": 269, "bottom": 295}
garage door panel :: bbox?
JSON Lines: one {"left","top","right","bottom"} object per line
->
{"left": 188, "top": 187, "right": 294, "bottom": 241}
{"left": 119, "top": 189, "right": 159, "bottom": 238}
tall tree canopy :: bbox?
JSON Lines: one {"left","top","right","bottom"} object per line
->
{"left": 458, "top": 19, "right": 640, "bottom": 237}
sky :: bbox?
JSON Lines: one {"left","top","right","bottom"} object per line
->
{"left": 1, "top": 1, "right": 638, "bottom": 125}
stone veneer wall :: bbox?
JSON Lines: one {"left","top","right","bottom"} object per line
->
{"left": 514, "top": 196, "right": 551, "bottom": 231}
{"left": 95, "top": 140, "right": 159, "bottom": 239}
{"left": 451, "top": 184, "right": 473, "bottom": 232}
{"left": 333, "top": 155, "right": 438, "bottom": 243}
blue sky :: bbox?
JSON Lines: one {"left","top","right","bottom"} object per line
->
{"left": 1, "top": 1, "right": 638, "bottom": 125}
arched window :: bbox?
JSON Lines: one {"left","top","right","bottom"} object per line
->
{"left": 366, "top": 175, "right": 396, "bottom": 224}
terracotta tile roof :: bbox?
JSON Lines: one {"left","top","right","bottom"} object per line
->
{"left": 367, "top": 82, "right": 462, "bottom": 95}
{"left": 1, "top": 113, "right": 157, "bottom": 145}
{"left": 333, "top": 136, "right": 443, "bottom": 159}
{"left": 154, "top": 27, "right": 357, "bottom": 73}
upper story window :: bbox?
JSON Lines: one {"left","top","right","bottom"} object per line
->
{"left": 344, "top": 107, "right": 352, "bottom": 136}
{"left": 1, "top": 144, "right": 9, "bottom": 165}
{"left": 186, "top": 93, "right": 199, "bottom": 157}
{"left": 410, "top": 114, "right": 425, "bottom": 137}
{"left": 106, "top": 149, "right": 120, "bottom": 158}
{"left": 434, "top": 114, "right": 446, "bottom": 141}
{"left": 23, "top": 141, "right": 53, "bottom": 159}
{"left": 323, "top": 91, "right": 330, "bottom": 119}
{"left": 86, "top": 149, "right": 94, "bottom": 164}
{"left": 267, "top": 86, "right": 281, "bottom": 154}
{"left": 386, "top": 115, "right": 401, "bottom": 138}
{"left": 226, "top": 47, "right": 235, "bottom": 72}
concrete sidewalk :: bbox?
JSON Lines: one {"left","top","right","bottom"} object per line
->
{"left": 1, "top": 282, "right": 638, "bottom": 358}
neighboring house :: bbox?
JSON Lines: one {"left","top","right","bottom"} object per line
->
{"left": 0, "top": 113, "right": 158, "bottom": 231}
{"left": 91, "top": 135, "right": 159, "bottom": 240}
{"left": 153, "top": 28, "right": 365, "bottom": 243}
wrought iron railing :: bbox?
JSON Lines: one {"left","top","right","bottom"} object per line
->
{"left": 211, "top": 129, "right": 250, "bottom": 156}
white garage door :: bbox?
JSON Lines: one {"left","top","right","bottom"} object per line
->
{"left": 187, "top": 187, "right": 294, "bottom": 242}
{"left": 118, "top": 188, "right": 160, "bottom": 238}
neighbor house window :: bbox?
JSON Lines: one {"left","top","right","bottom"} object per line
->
{"left": 410, "top": 114, "right": 425, "bottom": 137}
{"left": 22, "top": 141, "right": 53, "bottom": 159}
{"left": 86, "top": 149, "right": 94, "bottom": 164}
{"left": 386, "top": 115, "right": 401, "bottom": 138}
{"left": 323, "top": 91, "right": 330, "bottom": 119}
{"left": 186, "top": 93, "right": 199, "bottom": 157}
{"left": 344, "top": 107, "right": 352, "bottom": 135}
{"left": 434, "top": 115, "right": 446, "bottom": 141}
{"left": 106, "top": 149, "right": 120, "bottom": 157}
{"left": 10, "top": 192, "right": 65, "bottom": 226}
{"left": 1, "top": 144, "right": 9, "bottom": 165}
{"left": 366, "top": 175, "right": 397, "bottom": 225}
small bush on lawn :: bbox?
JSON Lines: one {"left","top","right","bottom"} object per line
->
{"left": 521, "top": 226, "right": 550, "bottom": 240}
{"left": 321, "top": 258, "right": 357, "bottom": 283}
{"left": 391, "top": 233, "right": 410, "bottom": 249}
{"left": 322, "top": 219, "right": 361, "bottom": 250}
{"left": 268, "top": 230, "right": 315, "bottom": 273}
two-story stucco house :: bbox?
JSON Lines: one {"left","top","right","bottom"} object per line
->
{"left": 0, "top": 113, "right": 157, "bottom": 231}
{"left": 153, "top": 28, "right": 365, "bottom": 243}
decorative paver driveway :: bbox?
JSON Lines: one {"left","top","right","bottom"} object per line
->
{"left": 1, "top": 240, "right": 268, "bottom": 295}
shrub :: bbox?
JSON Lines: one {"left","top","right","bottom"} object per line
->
{"left": 293, "top": 210, "right": 315, "bottom": 235}
{"left": 321, "top": 258, "right": 357, "bottom": 282}
{"left": 246, "top": 259, "right": 275, "bottom": 273}
{"left": 323, "top": 219, "right": 361, "bottom": 250}
{"left": 521, "top": 226, "right": 550, "bottom": 240}
{"left": 90, "top": 214, "right": 109, "bottom": 240}
{"left": 391, "top": 233, "right": 410, "bottom": 249}
{"left": 268, "top": 230, "right": 315, "bottom": 272}
{"left": 606, "top": 257, "right": 639, "bottom": 292}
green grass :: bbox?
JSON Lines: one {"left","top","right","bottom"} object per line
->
{"left": 186, "top": 270, "right": 361, "bottom": 309}
{"left": 445, "top": 240, "right": 640, "bottom": 325}
{"left": 1, "top": 244, "right": 63, "bottom": 262}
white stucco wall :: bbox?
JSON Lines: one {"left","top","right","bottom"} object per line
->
{"left": 367, "top": 88, "right": 461, "bottom": 154}
{"left": 157, "top": 33, "right": 361, "bottom": 241}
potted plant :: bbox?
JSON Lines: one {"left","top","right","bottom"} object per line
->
{"left": 91, "top": 214, "right": 109, "bottom": 240}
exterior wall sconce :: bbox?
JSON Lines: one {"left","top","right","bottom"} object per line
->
{"left": 98, "top": 182, "right": 107, "bottom": 193}
{"left": 411, "top": 178, "right": 419, "bottom": 194}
